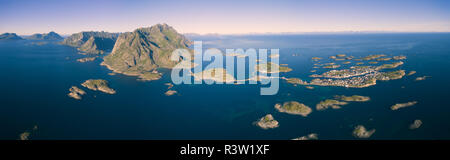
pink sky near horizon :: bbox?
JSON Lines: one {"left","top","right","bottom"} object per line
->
{"left": 0, "top": 0, "right": 449, "bottom": 35}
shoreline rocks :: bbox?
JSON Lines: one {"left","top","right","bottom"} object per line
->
{"left": 352, "top": 125, "right": 375, "bottom": 138}
{"left": 255, "top": 114, "right": 279, "bottom": 129}
{"left": 68, "top": 86, "right": 86, "bottom": 100}
{"left": 391, "top": 101, "right": 417, "bottom": 110}
{"left": 334, "top": 95, "right": 370, "bottom": 102}
{"left": 415, "top": 76, "right": 430, "bottom": 81}
{"left": 292, "top": 133, "right": 318, "bottom": 140}
{"left": 77, "top": 57, "right": 97, "bottom": 63}
{"left": 275, "top": 101, "right": 312, "bottom": 117}
{"left": 165, "top": 90, "right": 177, "bottom": 96}
{"left": 316, "top": 99, "right": 348, "bottom": 110}
{"left": 81, "top": 79, "right": 116, "bottom": 94}
{"left": 407, "top": 71, "right": 416, "bottom": 76}
{"left": 409, "top": 120, "right": 423, "bottom": 130}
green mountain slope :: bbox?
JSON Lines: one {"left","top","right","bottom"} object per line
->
{"left": 102, "top": 24, "right": 191, "bottom": 76}
{"left": 61, "top": 31, "right": 119, "bottom": 54}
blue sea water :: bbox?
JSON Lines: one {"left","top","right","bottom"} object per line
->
{"left": 0, "top": 33, "right": 449, "bottom": 140}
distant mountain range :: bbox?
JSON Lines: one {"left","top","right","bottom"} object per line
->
{"left": 27, "top": 31, "right": 63, "bottom": 40}
{"left": 0, "top": 33, "right": 23, "bottom": 40}
{"left": 61, "top": 31, "right": 119, "bottom": 54}
{"left": 1, "top": 24, "right": 191, "bottom": 80}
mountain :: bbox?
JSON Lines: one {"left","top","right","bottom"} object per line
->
{"left": 61, "top": 31, "right": 119, "bottom": 54}
{"left": 77, "top": 36, "right": 117, "bottom": 54}
{"left": 28, "top": 31, "right": 63, "bottom": 40}
{"left": 102, "top": 24, "right": 191, "bottom": 76}
{"left": 0, "top": 33, "right": 23, "bottom": 40}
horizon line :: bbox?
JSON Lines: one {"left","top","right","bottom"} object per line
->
{"left": 182, "top": 31, "right": 450, "bottom": 36}
{"left": 10, "top": 30, "right": 450, "bottom": 37}
{"left": 7, "top": 30, "right": 450, "bottom": 36}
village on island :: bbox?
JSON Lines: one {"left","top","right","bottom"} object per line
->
{"left": 2, "top": 24, "right": 428, "bottom": 140}
{"left": 65, "top": 34, "right": 425, "bottom": 139}
{"left": 254, "top": 53, "right": 425, "bottom": 139}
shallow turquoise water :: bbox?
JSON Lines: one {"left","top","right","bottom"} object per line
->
{"left": 0, "top": 33, "right": 449, "bottom": 139}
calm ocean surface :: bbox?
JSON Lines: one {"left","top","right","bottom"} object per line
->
{"left": 0, "top": 33, "right": 449, "bottom": 139}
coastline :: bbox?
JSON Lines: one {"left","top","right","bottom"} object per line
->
{"left": 100, "top": 61, "right": 162, "bottom": 81}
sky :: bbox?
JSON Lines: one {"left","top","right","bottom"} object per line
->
{"left": 0, "top": 0, "right": 449, "bottom": 35}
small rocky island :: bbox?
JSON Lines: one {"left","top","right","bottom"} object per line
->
{"left": 334, "top": 95, "right": 370, "bottom": 102}
{"left": 68, "top": 86, "right": 86, "bottom": 100}
{"left": 415, "top": 76, "right": 430, "bottom": 81}
{"left": 77, "top": 57, "right": 97, "bottom": 63}
{"left": 407, "top": 71, "right": 416, "bottom": 76}
{"left": 342, "top": 61, "right": 351, "bottom": 64}
{"left": 165, "top": 83, "right": 174, "bottom": 89}
{"left": 283, "top": 77, "right": 308, "bottom": 85}
{"left": 323, "top": 64, "right": 340, "bottom": 69}
{"left": 316, "top": 99, "right": 348, "bottom": 110}
{"left": 336, "top": 54, "right": 346, "bottom": 57}
{"left": 376, "top": 57, "right": 392, "bottom": 61}
{"left": 192, "top": 68, "right": 236, "bottom": 83}
{"left": 255, "top": 114, "right": 279, "bottom": 129}
{"left": 409, "top": 119, "right": 423, "bottom": 130}
{"left": 292, "top": 133, "right": 318, "bottom": 140}
{"left": 18, "top": 125, "right": 38, "bottom": 140}
{"left": 362, "top": 54, "right": 386, "bottom": 61}
{"left": 393, "top": 55, "right": 407, "bottom": 60}
{"left": 19, "top": 132, "right": 30, "bottom": 140}
{"left": 165, "top": 90, "right": 177, "bottom": 96}
{"left": 137, "top": 71, "right": 162, "bottom": 81}
{"left": 275, "top": 101, "right": 312, "bottom": 117}
{"left": 256, "top": 62, "right": 292, "bottom": 73}
{"left": 81, "top": 79, "right": 116, "bottom": 94}
{"left": 391, "top": 101, "right": 418, "bottom": 110}
{"left": 305, "top": 86, "right": 314, "bottom": 90}
{"left": 352, "top": 125, "right": 376, "bottom": 138}
{"left": 376, "top": 61, "right": 404, "bottom": 70}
